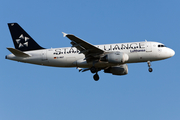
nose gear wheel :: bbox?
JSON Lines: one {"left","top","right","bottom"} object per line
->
{"left": 148, "top": 68, "right": 153, "bottom": 72}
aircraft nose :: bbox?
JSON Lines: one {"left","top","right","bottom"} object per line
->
{"left": 169, "top": 49, "right": 175, "bottom": 57}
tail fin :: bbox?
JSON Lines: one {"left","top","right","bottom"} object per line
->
{"left": 8, "top": 23, "right": 44, "bottom": 51}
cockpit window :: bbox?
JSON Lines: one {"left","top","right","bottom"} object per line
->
{"left": 158, "top": 44, "right": 166, "bottom": 47}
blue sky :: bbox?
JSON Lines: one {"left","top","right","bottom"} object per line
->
{"left": 0, "top": 0, "right": 180, "bottom": 120}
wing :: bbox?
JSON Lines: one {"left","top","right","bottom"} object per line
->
{"left": 62, "top": 32, "right": 104, "bottom": 61}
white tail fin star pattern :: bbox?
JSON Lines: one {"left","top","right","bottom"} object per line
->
{"left": 16, "top": 34, "right": 29, "bottom": 48}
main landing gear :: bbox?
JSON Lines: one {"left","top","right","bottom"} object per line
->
{"left": 147, "top": 61, "right": 153, "bottom": 72}
{"left": 90, "top": 66, "right": 100, "bottom": 81}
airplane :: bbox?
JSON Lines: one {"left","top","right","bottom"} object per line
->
{"left": 6, "top": 23, "right": 175, "bottom": 81}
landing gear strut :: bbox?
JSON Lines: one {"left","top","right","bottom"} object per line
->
{"left": 147, "top": 61, "right": 153, "bottom": 72}
{"left": 90, "top": 66, "right": 97, "bottom": 73}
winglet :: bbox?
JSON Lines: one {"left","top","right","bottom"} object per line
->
{"left": 7, "top": 48, "right": 31, "bottom": 57}
{"left": 62, "top": 32, "right": 68, "bottom": 37}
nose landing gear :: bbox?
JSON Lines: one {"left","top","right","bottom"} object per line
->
{"left": 147, "top": 61, "right": 153, "bottom": 72}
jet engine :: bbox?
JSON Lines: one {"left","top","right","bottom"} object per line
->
{"left": 101, "top": 52, "right": 129, "bottom": 64}
{"left": 104, "top": 64, "right": 128, "bottom": 75}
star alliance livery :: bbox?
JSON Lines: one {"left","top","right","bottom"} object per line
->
{"left": 6, "top": 23, "right": 175, "bottom": 81}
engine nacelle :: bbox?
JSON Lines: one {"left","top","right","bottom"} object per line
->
{"left": 105, "top": 52, "right": 129, "bottom": 64}
{"left": 104, "top": 64, "right": 128, "bottom": 75}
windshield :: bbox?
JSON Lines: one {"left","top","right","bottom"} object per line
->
{"left": 158, "top": 44, "right": 166, "bottom": 47}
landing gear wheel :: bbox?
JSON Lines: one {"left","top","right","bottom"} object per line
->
{"left": 93, "top": 73, "right": 99, "bottom": 81}
{"left": 90, "top": 66, "right": 97, "bottom": 73}
{"left": 147, "top": 61, "right": 153, "bottom": 72}
{"left": 148, "top": 68, "right": 153, "bottom": 72}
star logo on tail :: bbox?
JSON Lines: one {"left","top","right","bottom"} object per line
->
{"left": 16, "top": 34, "right": 29, "bottom": 48}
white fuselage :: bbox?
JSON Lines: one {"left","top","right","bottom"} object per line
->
{"left": 6, "top": 41, "right": 175, "bottom": 68}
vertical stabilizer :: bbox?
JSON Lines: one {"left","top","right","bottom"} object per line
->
{"left": 8, "top": 23, "right": 44, "bottom": 51}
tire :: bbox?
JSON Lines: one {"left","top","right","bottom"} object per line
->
{"left": 149, "top": 68, "right": 153, "bottom": 72}
{"left": 93, "top": 74, "right": 99, "bottom": 81}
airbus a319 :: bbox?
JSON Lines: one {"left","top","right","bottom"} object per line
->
{"left": 6, "top": 23, "right": 175, "bottom": 81}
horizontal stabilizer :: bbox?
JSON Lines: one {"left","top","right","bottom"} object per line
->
{"left": 7, "top": 48, "right": 31, "bottom": 57}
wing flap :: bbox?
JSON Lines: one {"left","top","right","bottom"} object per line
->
{"left": 7, "top": 48, "right": 31, "bottom": 57}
